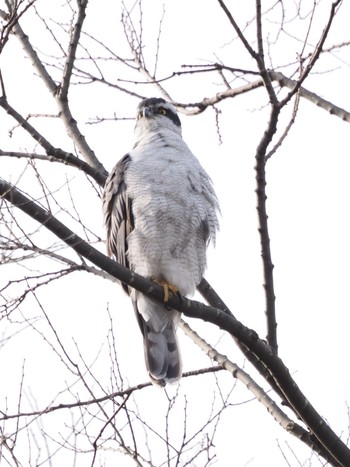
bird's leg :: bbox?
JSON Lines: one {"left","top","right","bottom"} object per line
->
{"left": 151, "top": 278, "right": 178, "bottom": 302}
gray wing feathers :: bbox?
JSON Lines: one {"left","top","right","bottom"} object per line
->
{"left": 103, "top": 154, "right": 182, "bottom": 385}
{"left": 103, "top": 154, "right": 132, "bottom": 262}
{"left": 103, "top": 154, "right": 133, "bottom": 293}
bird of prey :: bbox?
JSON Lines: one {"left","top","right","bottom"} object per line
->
{"left": 103, "top": 97, "right": 219, "bottom": 386}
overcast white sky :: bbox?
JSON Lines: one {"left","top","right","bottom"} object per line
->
{"left": 1, "top": 1, "right": 350, "bottom": 466}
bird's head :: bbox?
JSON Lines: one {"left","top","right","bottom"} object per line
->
{"left": 134, "top": 98, "right": 182, "bottom": 138}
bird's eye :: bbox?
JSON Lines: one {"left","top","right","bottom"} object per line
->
{"left": 158, "top": 107, "right": 167, "bottom": 115}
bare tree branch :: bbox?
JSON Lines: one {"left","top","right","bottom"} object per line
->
{"left": 1, "top": 178, "right": 349, "bottom": 466}
{"left": 179, "top": 320, "right": 336, "bottom": 463}
{"left": 59, "top": 0, "right": 88, "bottom": 101}
{"left": 6, "top": 7, "right": 105, "bottom": 173}
{"left": 1, "top": 2, "right": 350, "bottom": 465}
{"left": 166, "top": 66, "right": 350, "bottom": 122}
{"left": 0, "top": 98, "right": 107, "bottom": 185}
{"left": 279, "top": 0, "right": 343, "bottom": 108}
{"left": 255, "top": 0, "right": 278, "bottom": 104}
{"left": 270, "top": 70, "right": 350, "bottom": 122}
{"left": 0, "top": 367, "right": 223, "bottom": 421}
{"left": 254, "top": 106, "right": 278, "bottom": 352}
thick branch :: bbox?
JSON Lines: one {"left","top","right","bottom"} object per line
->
{"left": 255, "top": 106, "right": 278, "bottom": 352}
{"left": 198, "top": 278, "right": 284, "bottom": 401}
{"left": 1, "top": 178, "right": 349, "bottom": 466}
{"left": 270, "top": 71, "right": 350, "bottom": 123}
{"left": 179, "top": 320, "right": 336, "bottom": 462}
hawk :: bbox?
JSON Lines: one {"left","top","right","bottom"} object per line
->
{"left": 103, "top": 98, "right": 219, "bottom": 386}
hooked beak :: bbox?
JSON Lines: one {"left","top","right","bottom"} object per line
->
{"left": 143, "top": 106, "right": 153, "bottom": 118}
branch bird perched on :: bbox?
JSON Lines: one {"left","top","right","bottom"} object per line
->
{"left": 103, "top": 98, "right": 220, "bottom": 386}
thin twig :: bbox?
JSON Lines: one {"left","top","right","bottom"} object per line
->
{"left": 279, "top": 0, "right": 343, "bottom": 108}
{"left": 0, "top": 99, "right": 107, "bottom": 185}
{"left": 9, "top": 11, "right": 105, "bottom": 173}
{"left": 59, "top": 0, "right": 88, "bottom": 100}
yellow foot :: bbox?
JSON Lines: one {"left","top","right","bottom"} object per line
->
{"left": 152, "top": 278, "right": 178, "bottom": 302}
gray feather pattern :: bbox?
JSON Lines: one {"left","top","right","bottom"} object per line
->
{"left": 103, "top": 99, "right": 219, "bottom": 385}
{"left": 132, "top": 293, "right": 181, "bottom": 386}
